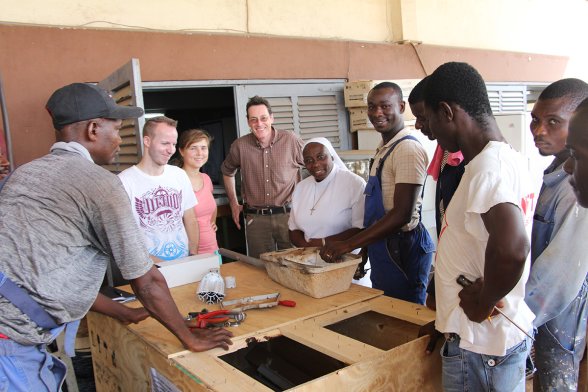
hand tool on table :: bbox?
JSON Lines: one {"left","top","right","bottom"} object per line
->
{"left": 186, "top": 309, "right": 246, "bottom": 328}
{"left": 219, "top": 248, "right": 265, "bottom": 268}
{"left": 221, "top": 293, "right": 296, "bottom": 312}
{"left": 456, "top": 275, "right": 534, "bottom": 341}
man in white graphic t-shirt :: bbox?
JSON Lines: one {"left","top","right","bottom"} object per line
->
{"left": 119, "top": 116, "right": 199, "bottom": 260}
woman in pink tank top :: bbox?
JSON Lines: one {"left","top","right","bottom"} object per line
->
{"left": 177, "top": 129, "right": 219, "bottom": 254}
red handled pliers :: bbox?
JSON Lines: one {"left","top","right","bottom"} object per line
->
{"left": 187, "top": 309, "right": 245, "bottom": 328}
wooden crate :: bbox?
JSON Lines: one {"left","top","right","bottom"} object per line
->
{"left": 87, "top": 262, "right": 441, "bottom": 391}
{"left": 174, "top": 296, "right": 441, "bottom": 391}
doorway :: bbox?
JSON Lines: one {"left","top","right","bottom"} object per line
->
{"left": 142, "top": 86, "right": 247, "bottom": 255}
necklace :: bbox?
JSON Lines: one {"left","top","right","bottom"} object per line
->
{"left": 310, "top": 182, "right": 329, "bottom": 215}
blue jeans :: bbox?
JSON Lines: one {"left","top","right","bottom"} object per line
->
{"left": 533, "top": 279, "right": 588, "bottom": 392}
{"left": 441, "top": 334, "right": 531, "bottom": 392}
{"left": 0, "top": 339, "right": 66, "bottom": 392}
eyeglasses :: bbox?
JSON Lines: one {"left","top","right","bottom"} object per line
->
{"left": 248, "top": 115, "right": 270, "bottom": 124}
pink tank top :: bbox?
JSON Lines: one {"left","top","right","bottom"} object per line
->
{"left": 194, "top": 173, "right": 219, "bottom": 254}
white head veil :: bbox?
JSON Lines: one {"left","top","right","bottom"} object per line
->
{"left": 303, "top": 137, "right": 348, "bottom": 171}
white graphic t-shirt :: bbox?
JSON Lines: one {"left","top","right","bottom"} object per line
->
{"left": 118, "top": 165, "right": 197, "bottom": 261}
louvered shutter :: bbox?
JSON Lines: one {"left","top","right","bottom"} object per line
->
{"left": 298, "top": 95, "right": 341, "bottom": 148}
{"left": 235, "top": 82, "right": 349, "bottom": 150}
{"left": 486, "top": 85, "right": 527, "bottom": 113}
{"left": 98, "top": 58, "right": 145, "bottom": 173}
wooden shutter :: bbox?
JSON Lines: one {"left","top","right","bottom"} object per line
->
{"left": 98, "top": 58, "right": 145, "bottom": 173}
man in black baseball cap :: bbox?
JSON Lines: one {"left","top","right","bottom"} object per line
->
{"left": 46, "top": 83, "right": 143, "bottom": 129}
{"left": 45, "top": 83, "right": 144, "bottom": 165}
{"left": 0, "top": 83, "right": 232, "bottom": 391}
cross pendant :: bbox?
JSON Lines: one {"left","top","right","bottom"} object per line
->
{"left": 310, "top": 207, "right": 315, "bottom": 215}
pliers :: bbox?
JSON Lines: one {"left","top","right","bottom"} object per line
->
{"left": 186, "top": 309, "right": 246, "bottom": 328}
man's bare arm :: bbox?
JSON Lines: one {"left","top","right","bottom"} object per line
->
{"left": 223, "top": 174, "right": 242, "bottom": 229}
{"left": 458, "top": 202, "right": 529, "bottom": 322}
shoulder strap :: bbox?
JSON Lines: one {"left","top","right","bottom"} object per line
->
{"left": 0, "top": 271, "right": 59, "bottom": 330}
{"left": 375, "top": 135, "right": 419, "bottom": 182}
{"left": 0, "top": 170, "right": 14, "bottom": 194}
{"left": 0, "top": 169, "right": 60, "bottom": 330}
{"left": 374, "top": 135, "right": 427, "bottom": 222}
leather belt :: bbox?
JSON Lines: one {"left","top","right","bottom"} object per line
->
{"left": 244, "top": 206, "right": 291, "bottom": 215}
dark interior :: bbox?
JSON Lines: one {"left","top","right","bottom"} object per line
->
{"left": 219, "top": 336, "right": 347, "bottom": 391}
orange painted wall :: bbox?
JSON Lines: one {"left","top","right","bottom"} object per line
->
{"left": 0, "top": 25, "right": 567, "bottom": 165}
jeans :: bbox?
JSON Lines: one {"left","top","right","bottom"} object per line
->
{"left": 0, "top": 339, "right": 66, "bottom": 392}
{"left": 441, "top": 334, "right": 531, "bottom": 392}
{"left": 244, "top": 212, "right": 291, "bottom": 258}
{"left": 533, "top": 279, "right": 588, "bottom": 392}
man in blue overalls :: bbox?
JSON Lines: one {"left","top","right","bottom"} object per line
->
{"left": 321, "top": 82, "right": 434, "bottom": 304}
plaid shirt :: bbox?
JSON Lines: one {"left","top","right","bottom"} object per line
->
{"left": 221, "top": 128, "right": 304, "bottom": 207}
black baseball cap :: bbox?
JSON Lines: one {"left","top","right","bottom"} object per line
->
{"left": 46, "top": 83, "right": 144, "bottom": 129}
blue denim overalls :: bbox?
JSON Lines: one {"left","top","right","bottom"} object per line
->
{"left": 364, "top": 135, "right": 435, "bottom": 304}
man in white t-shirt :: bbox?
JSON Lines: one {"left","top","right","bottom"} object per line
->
{"left": 420, "top": 62, "right": 535, "bottom": 392}
{"left": 119, "top": 116, "right": 199, "bottom": 260}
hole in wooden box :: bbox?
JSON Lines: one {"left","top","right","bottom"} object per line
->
{"left": 219, "top": 335, "right": 346, "bottom": 391}
{"left": 325, "top": 310, "right": 421, "bottom": 350}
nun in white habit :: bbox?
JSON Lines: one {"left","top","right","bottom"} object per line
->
{"left": 288, "top": 137, "right": 366, "bottom": 249}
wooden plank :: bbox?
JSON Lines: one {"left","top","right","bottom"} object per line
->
{"left": 281, "top": 323, "right": 384, "bottom": 364}
{"left": 173, "top": 334, "right": 280, "bottom": 392}
{"left": 289, "top": 336, "right": 442, "bottom": 392}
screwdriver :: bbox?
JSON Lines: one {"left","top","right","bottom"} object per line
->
{"left": 456, "top": 275, "right": 534, "bottom": 341}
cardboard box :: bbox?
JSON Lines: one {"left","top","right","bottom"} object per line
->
{"left": 155, "top": 253, "right": 220, "bottom": 288}
{"left": 344, "top": 79, "right": 422, "bottom": 109}
{"left": 348, "top": 107, "right": 374, "bottom": 132}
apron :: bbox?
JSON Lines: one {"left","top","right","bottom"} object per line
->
{"left": 364, "top": 135, "right": 435, "bottom": 304}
